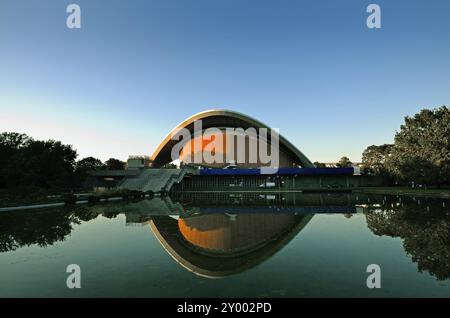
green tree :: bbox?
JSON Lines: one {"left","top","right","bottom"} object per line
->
{"left": 0, "top": 132, "right": 32, "bottom": 150}
{"left": 4, "top": 139, "right": 77, "bottom": 190}
{"left": 74, "top": 157, "right": 105, "bottom": 187}
{"left": 0, "top": 132, "right": 33, "bottom": 187}
{"left": 105, "top": 158, "right": 125, "bottom": 170}
{"left": 361, "top": 144, "right": 393, "bottom": 176}
{"left": 389, "top": 106, "right": 450, "bottom": 185}
{"left": 75, "top": 157, "right": 105, "bottom": 172}
{"left": 337, "top": 156, "right": 352, "bottom": 168}
{"left": 313, "top": 161, "right": 326, "bottom": 168}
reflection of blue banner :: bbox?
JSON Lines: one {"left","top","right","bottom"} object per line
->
{"left": 199, "top": 167, "right": 354, "bottom": 176}
{"left": 197, "top": 206, "right": 357, "bottom": 214}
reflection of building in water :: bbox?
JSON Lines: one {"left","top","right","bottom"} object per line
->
{"left": 178, "top": 214, "right": 300, "bottom": 253}
{"left": 149, "top": 213, "right": 312, "bottom": 278}
{"left": 172, "top": 191, "right": 359, "bottom": 215}
{"left": 119, "top": 193, "right": 359, "bottom": 225}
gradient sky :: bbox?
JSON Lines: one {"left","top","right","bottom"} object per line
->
{"left": 1, "top": 0, "right": 449, "bottom": 163}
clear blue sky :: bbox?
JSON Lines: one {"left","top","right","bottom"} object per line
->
{"left": 1, "top": 0, "right": 449, "bottom": 162}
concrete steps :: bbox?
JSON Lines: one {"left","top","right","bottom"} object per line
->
{"left": 119, "top": 169, "right": 185, "bottom": 193}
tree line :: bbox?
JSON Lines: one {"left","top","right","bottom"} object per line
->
{"left": 361, "top": 105, "right": 449, "bottom": 186}
{"left": 314, "top": 106, "right": 449, "bottom": 187}
{"left": 0, "top": 132, "right": 125, "bottom": 192}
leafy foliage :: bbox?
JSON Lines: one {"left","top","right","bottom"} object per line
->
{"left": 362, "top": 106, "right": 449, "bottom": 186}
{"left": 389, "top": 106, "right": 450, "bottom": 185}
{"left": 362, "top": 144, "right": 393, "bottom": 176}
{"left": 337, "top": 156, "right": 352, "bottom": 168}
{"left": 105, "top": 158, "right": 125, "bottom": 170}
{"left": 1, "top": 133, "right": 77, "bottom": 190}
{"left": 75, "top": 156, "right": 105, "bottom": 172}
{"left": 313, "top": 161, "right": 326, "bottom": 168}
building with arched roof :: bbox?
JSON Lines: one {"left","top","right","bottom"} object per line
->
{"left": 89, "top": 110, "right": 373, "bottom": 192}
{"left": 151, "top": 109, "right": 314, "bottom": 169}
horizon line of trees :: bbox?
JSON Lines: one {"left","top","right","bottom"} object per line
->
{"left": 360, "top": 105, "right": 449, "bottom": 186}
{"left": 0, "top": 132, "right": 126, "bottom": 191}
{"left": 313, "top": 156, "right": 354, "bottom": 168}
{"left": 312, "top": 106, "right": 449, "bottom": 187}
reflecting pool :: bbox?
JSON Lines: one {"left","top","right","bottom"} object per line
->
{"left": 1, "top": 192, "right": 449, "bottom": 297}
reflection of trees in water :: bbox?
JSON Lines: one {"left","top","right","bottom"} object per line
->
{"left": 0, "top": 203, "right": 138, "bottom": 253}
{"left": 366, "top": 197, "right": 450, "bottom": 280}
{"left": 0, "top": 207, "right": 101, "bottom": 252}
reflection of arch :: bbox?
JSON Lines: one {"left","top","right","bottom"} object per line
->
{"left": 149, "top": 213, "right": 313, "bottom": 278}
{"left": 151, "top": 109, "right": 314, "bottom": 168}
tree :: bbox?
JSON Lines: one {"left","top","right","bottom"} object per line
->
{"left": 105, "top": 158, "right": 125, "bottom": 170}
{"left": 75, "top": 157, "right": 105, "bottom": 172}
{"left": 0, "top": 132, "right": 32, "bottom": 150}
{"left": 313, "top": 161, "right": 326, "bottom": 168}
{"left": 389, "top": 106, "right": 450, "bottom": 185}
{"left": 337, "top": 156, "right": 352, "bottom": 168}
{"left": 4, "top": 139, "right": 77, "bottom": 190}
{"left": 73, "top": 157, "right": 105, "bottom": 187}
{"left": 361, "top": 144, "right": 393, "bottom": 176}
{"left": 0, "top": 132, "right": 33, "bottom": 187}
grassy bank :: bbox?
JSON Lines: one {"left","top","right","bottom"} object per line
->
{"left": 353, "top": 187, "right": 450, "bottom": 199}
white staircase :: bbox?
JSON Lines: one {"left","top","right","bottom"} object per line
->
{"left": 119, "top": 169, "right": 186, "bottom": 193}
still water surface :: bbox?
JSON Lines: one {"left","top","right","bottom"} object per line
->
{"left": 1, "top": 192, "right": 449, "bottom": 297}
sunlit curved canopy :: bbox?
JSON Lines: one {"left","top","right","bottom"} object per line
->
{"left": 150, "top": 109, "right": 314, "bottom": 168}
